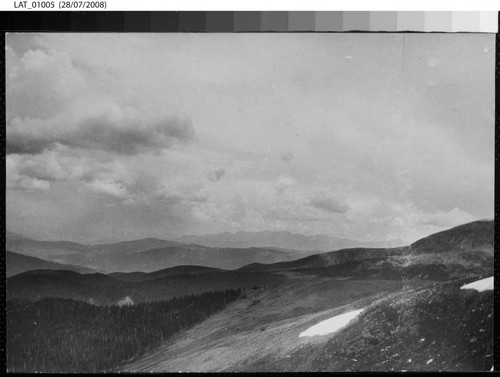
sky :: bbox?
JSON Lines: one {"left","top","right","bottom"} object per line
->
{"left": 5, "top": 33, "right": 495, "bottom": 243}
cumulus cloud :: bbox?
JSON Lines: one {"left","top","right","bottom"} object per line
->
{"left": 6, "top": 43, "right": 195, "bottom": 157}
{"left": 7, "top": 106, "right": 195, "bottom": 155}
{"left": 207, "top": 168, "right": 226, "bottom": 182}
{"left": 7, "top": 152, "right": 67, "bottom": 182}
{"left": 86, "top": 179, "right": 130, "bottom": 199}
{"left": 7, "top": 147, "right": 146, "bottom": 203}
{"left": 7, "top": 48, "right": 87, "bottom": 120}
{"left": 305, "top": 187, "right": 349, "bottom": 214}
{"left": 6, "top": 38, "right": 198, "bottom": 213}
{"left": 8, "top": 175, "right": 51, "bottom": 192}
{"left": 7, "top": 154, "right": 51, "bottom": 191}
{"left": 71, "top": 110, "right": 194, "bottom": 155}
{"left": 155, "top": 183, "right": 209, "bottom": 205}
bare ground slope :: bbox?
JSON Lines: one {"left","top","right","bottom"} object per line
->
{"left": 119, "top": 273, "right": 408, "bottom": 372}
{"left": 120, "top": 275, "right": 492, "bottom": 372}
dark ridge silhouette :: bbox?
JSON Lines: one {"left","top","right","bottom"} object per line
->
{"left": 409, "top": 220, "right": 494, "bottom": 254}
{"left": 110, "top": 265, "right": 225, "bottom": 282}
{"left": 6, "top": 251, "right": 95, "bottom": 277}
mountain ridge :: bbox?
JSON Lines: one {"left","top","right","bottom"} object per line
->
{"left": 6, "top": 251, "right": 96, "bottom": 277}
{"left": 237, "top": 220, "right": 494, "bottom": 273}
{"left": 5, "top": 220, "right": 492, "bottom": 275}
{"left": 176, "top": 230, "right": 405, "bottom": 251}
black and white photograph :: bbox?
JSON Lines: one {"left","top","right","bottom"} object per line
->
{"left": 5, "top": 31, "right": 495, "bottom": 372}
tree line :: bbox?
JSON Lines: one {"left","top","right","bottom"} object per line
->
{"left": 7, "top": 289, "right": 241, "bottom": 373}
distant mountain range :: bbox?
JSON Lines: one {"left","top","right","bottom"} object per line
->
{"left": 176, "top": 231, "right": 405, "bottom": 251}
{"left": 6, "top": 232, "right": 317, "bottom": 273}
{"left": 6, "top": 232, "right": 181, "bottom": 260}
{"left": 6, "top": 220, "right": 494, "bottom": 305}
{"left": 6, "top": 228, "right": 404, "bottom": 274}
{"left": 5, "top": 221, "right": 491, "bottom": 277}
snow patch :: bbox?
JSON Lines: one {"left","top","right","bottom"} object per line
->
{"left": 299, "top": 309, "right": 364, "bottom": 337}
{"left": 460, "top": 277, "right": 494, "bottom": 292}
{"left": 117, "top": 296, "right": 134, "bottom": 306}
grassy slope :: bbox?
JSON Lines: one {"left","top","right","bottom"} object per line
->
{"left": 120, "top": 276, "right": 492, "bottom": 372}
{"left": 119, "top": 273, "right": 409, "bottom": 372}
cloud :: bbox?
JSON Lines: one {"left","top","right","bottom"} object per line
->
{"left": 307, "top": 187, "right": 349, "bottom": 214}
{"left": 272, "top": 177, "right": 349, "bottom": 220}
{"left": 155, "top": 183, "right": 209, "bottom": 205}
{"left": 6, "top": 154, "right": 52, "bottom": 192}
{"left": 6, "top": 148, "right": 146, "bottom": 203}
{"left": 74, "top": 111, "right": 194, "bottom": 155}
{"left": 421, "top": 207, "right": 475, "bottom": 228}
{"left": 7, "top": 176, "right": 51, "bottom": 192}
{"left": 7, "top": 106, "right": 195, "bottom": 155}
{"left": 8, "top": 152, "right": 67, "bottom": 182}
{"left": 348, "top": 200, "right": 480, "bottom": 243}
{"left": 207, "top": 168, "right": 226, "bottom": 182}
{"left": 86, "top": 179, "right": 130, "bottom": 199}
{"left": 7, "top": 48, "right": 87, "bottom": 120}
{"left": 6, "top": 44, "right": 195, "bottom": 156}
{"left": 5, "top": 34, "right": 494, "bottom": 243}
{"left": 310, "top": 197, "right": 349, "bottom": 214}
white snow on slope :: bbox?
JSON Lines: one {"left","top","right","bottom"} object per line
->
{"left": 460, "top": 277, "right": 494, "bottom": 292}
{"left": 299, "top": 309, "right": 364, "bottom": 337}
